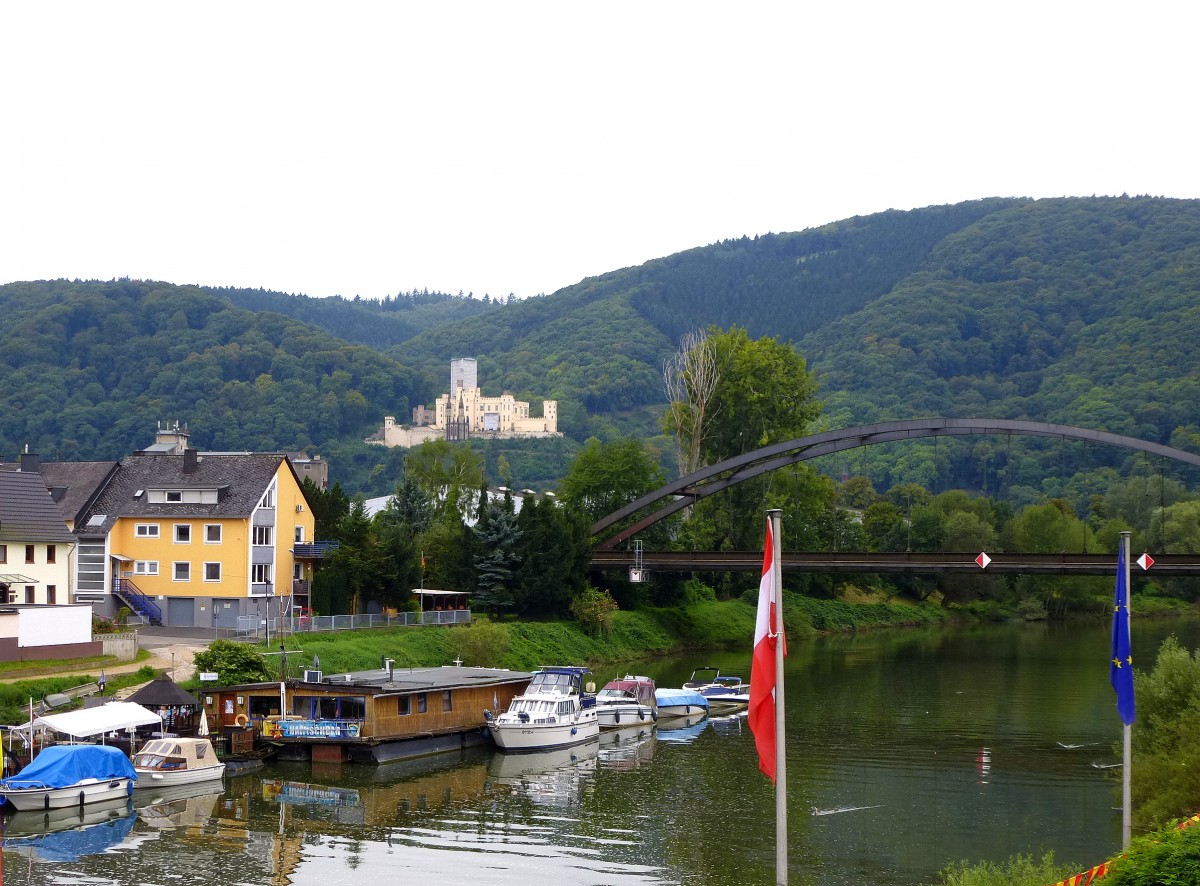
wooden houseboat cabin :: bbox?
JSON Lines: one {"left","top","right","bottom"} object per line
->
{"left": 207, "top": 663, "right": 531, "bottom": 763}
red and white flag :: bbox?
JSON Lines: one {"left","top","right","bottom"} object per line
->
{"left": 749, "top": 517, "right": 786, "bottom": 782}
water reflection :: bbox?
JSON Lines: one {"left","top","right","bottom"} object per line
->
{"left": 2, "top": 616, "right": 1198, "bottom": 886}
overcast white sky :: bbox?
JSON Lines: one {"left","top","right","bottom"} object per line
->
{"left": 2, "top": 3, "right": 1197, "bottom": 302}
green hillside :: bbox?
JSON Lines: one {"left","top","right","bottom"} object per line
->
{"left": 6, "top": 196, "right": 1200, "bottom": 504}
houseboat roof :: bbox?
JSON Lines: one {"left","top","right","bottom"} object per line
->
{"left": 230, "top": 665, "right": 533, "bottom": 694}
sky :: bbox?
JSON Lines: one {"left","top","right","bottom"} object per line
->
{"left": 3, "top": 3, "right": 1198, "bottom": 302}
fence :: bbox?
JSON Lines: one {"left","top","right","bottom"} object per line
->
{"left": 229, "top": 609, "right": 471, "bottom": 641}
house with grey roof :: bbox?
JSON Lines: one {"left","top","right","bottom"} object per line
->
{"left": 71, "top": 446, "right": 316, "bottom": 628}
{"left": 0, "top": 467, "right": 76, "bottom": 605}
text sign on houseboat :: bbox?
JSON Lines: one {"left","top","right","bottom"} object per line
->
{"left": 199, "top": 672, "right": 219, "bottom": 681}
{"left": 278, "top": 719, "right": 363, "bottom": 740}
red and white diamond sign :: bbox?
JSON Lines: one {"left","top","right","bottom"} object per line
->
{"left": 1137, "top": 553, "right": 1155, "bottom": 571}
{"left": 976, "top": 552, "right": 991, "bottom": 569}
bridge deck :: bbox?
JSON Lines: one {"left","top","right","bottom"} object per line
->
{"left": 590, "top": 550, "right": 1200, "bottom": 576}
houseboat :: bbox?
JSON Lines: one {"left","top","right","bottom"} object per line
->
{"left": 205, "top": 661, "right": 531, "bottom": 764}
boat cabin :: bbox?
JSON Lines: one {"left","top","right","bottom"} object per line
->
{"left": 133, "top": 737, "right": 218, "bottom": 773}
{"left": 207, "top": 664, "right": 531, "bottom": 763}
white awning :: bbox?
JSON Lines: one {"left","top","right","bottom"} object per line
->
{"left": 14, "top": 701, "right": 162, "bottom": 739}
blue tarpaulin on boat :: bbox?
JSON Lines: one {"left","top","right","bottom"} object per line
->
{"left": 654, "top": 688, "right": 709, "bottom": 710}
{"left": 0, "top": 745, "right": 136, "bottom": 791}
{"left": 3, "top": 811, "right": 137, "bottom": 861}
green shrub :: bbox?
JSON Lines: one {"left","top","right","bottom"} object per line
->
{"left": 1102, "top": 820, "right": 1200, "bottom": 885}
{"left": 930, "top": 851, "right": 1078, "bottom": 886}
{"left": 570, "top": 587, "right": 619, "bottom": 638}
{"left": 193, "top": 640, "right": 270, "bottom": 686}
{"left": 449, "top": 619, "right": 510, "bottom": 668}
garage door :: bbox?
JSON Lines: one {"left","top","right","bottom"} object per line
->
{"left": 167, "top": 597, "right": 195, "bottom": 627}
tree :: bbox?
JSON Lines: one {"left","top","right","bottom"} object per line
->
{"left": 193, "top": 640, "right": 270, "bottom": 685}
{"left": 663, "top": 328, "right": 720, "bottom": 477}
{"left": 559, "top": 437, "right": 666, "bottom": 526}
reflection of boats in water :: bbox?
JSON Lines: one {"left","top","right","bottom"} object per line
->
{"left": 3, "top": 796, "right": 136, "bottom": 861}
{"left": 597, "top": 725, "right": 654, "bottom": 771}
{"left": 133, "top": 781, "right": 222, "bottom": 829}
{"left": 709, "top": 710, "right": 748, "bottom": 735}
{"left": 488, "top": 742, "right": 599, "bottom": 806}
{"left": 655, "top": 714, "right": 710, "bottom": 744}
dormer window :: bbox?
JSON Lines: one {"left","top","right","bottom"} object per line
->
{"left": 165, "top": 491, "right": 183, "bottom": 503}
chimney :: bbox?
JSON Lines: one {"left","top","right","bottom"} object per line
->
{"left": 182, "top": 448, "right": 199, "bottom": 474}
{"left": 18, "top": 451, "right": 40, "bottom": 473}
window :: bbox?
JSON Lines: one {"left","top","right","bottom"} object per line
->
{"left": 173, "top": 562, "right": 190, "bottom": 581}
{"left": 46, "top": 585, "right": 56, "bottom": 604}
{"left": 259, "top": 487, "right": 276, "bottom": 509}
{"left": 165, "top": 490, "right": 183, "bottom": 503}
{"left": 442, "top": 690, "right": 453, "bottom": 712}
{"left": 294, "top": 525, "right": 304, "bottom": 543}
{"left": 135, "top": 524, "right": 160, "bottom": 538}
{"left": 252, "top": 563, "right": 271, "bottom": 585}
{"left": 0, "top": 544, "right": 5, "bottom": 563}
{"left": 416, "top": 692, "right": 428, "bottom": 714}
{"left": 253, "top": 526, "right": 272, "bottom": 546}
{"left": 25, "top": 545, "right": 35, "bottom": 564}
{"left": 134, "top": 561, "right": 159, "bottom": 575}
{"left": 46, "top": 545, "right": 56, "bottom": 564}
{"left": 398, "top": 695, "right": 411, "bottom": 716}
{"left": 205, "top": 524, "right": 222, "bottom": 543}
{"left": 204, "top": 562, "right": 221, "bottom": 582}
{"left": 24, "top": 586, "right": 34, "bottom": 604}
{"left": 175, "top": 524, "right": 191, "bottom": 543}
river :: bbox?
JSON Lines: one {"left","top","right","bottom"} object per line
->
{"left": 3, "top": 616, "right": 1197, "bottom": 886}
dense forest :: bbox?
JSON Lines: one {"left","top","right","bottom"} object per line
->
{"left": 5, "top": 196, "right": 1200, "bottom": 505}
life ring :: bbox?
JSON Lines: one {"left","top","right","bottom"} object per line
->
{"left": 235, "top": 714, "right": 249, "bottom": 727}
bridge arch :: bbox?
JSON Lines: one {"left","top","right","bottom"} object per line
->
{"left": 591, "top": 418, "right": 1200, "bottom": 550}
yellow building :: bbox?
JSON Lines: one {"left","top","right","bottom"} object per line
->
{"left": 74, "top": 448, "right": 314, "bottom": 628}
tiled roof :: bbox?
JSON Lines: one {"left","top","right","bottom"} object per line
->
{"left": 35, "top": 461, "right": 119, "bottom": 524}
{"left": 0, "top": 472, "right": 75, "bottom": 543}
{"left": 76, "top": 452, "right": 287, "bottom": 534}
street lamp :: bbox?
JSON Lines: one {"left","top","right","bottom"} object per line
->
{"left": 264, "top": 581, "right": 273, "bottom": 645}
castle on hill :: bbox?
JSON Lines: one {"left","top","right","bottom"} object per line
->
{"left": 369, "top": 358, "right": 560, "bottom": 447}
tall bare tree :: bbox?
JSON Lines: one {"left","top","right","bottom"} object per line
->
{"left": 663, "top": 329, "right": 720, "bottom": 477}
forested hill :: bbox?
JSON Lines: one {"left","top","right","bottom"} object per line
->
{"left": 6, "top": 196, "right": 1200, "bottom": 500}
{"left": 0, "top": 280, "right": 428, "bottom": 460}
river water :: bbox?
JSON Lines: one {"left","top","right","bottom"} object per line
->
{"left": 3, "top": 616, "right": 1197, "bottom": 886}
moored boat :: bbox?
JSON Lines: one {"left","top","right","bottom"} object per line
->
{"left": 682, "top": 667, "right": 749, "bottom": 712}
{"left": 0, "top": 744, "right": 137, "bottom": 812}
{"left": 485, "top": 666, "right": 600, "bottom": 751}
{"left": 132, "top": 737, "right": 225, "bottom": 788}
{"left": 654, "top": 687, "right": 709, "bottom": 719}
{"left": 594, "top": 675, "right": 657, "bottom": 729}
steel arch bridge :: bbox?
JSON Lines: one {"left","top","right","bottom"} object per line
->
{"left": 590, "top": 418, "right": 1200, "bottom": 551}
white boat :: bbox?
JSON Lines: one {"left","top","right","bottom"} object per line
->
{"left": 654, "top": 687, "right": 709, "bottom": 719}
{"left": 682, "top": 667, "right": 749, "bottom": 712}
{"left": 0, "top": 744, "right": 137, "bottom": 812}
{"left": 594, "top": 675, "right": 658, "bottom": 729}
{"left": 485, "top": 666, "right": 600, "bottom": 751}
{"left": 132, "top": 737, "right": 225, "bottom": 787}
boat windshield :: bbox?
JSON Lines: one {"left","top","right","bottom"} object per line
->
{"left": 530, "top": 672, "right": 577, "bottom": 693}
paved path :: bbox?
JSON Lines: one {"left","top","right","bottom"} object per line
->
{"left": 0, "top": 628, "right": 212, "bottom": 691}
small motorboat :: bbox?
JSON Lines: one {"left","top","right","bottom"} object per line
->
{"left": 485, "top": 666, "right": 600, "bottom": 751}
{"left": 132, "top": 737, "right": 225, "bottom": 788}
{"left": 654, "top": 687, "right": 709, "bottom": 719}
{"left": 0, "top": 744, "right": 137, "bottom": 812}
{"left": 594, "top": 675, "right": 657, "bottom": 729}
{"left": 682, "top": 667, "right": 749, "bottom": 712}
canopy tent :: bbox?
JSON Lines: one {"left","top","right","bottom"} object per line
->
{"left": 12, "top": 702, "right": 161, "bottom": 740}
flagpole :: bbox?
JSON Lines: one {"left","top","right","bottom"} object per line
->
{"left": 769, "top": 508, "right": 787, "bottom": 885}
{"left": 1120, "top": 530, "right": 1132, "bottom": 850}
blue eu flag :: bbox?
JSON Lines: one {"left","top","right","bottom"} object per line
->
{"left": 1110, "top": 545, "right": 1136, "bottom": 725}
